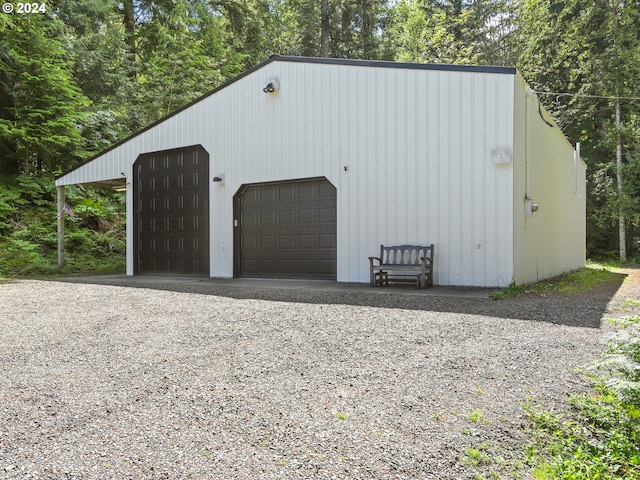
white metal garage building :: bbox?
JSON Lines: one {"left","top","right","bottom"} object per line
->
{"left": 55, "top": 56, "right": 586, "bottom": 287}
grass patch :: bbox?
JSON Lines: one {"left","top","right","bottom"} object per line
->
{"left": 549, "top": 262, "right": 619, "bottom": 293}
{"left": 607, "top": 315, "right": 640, "bottom": 327}
{"left": 490, "top": 281, "right": 524, "bottom": 300}
{"left": 461, "top": 443, "right": 512, "bottom": 479}
{"left": 591, "top": 256, "right": 640, "bottom": 269}
{"left": 467, "top": 409, "right": 488, "bottom": 424}
{"left": 491, "top": 263, "right": 618, "bottom": 300}
{"left": 463, "top": 446, "right": 492, "bottom": 467}
{"left": 614, "top": 299, "right": 640, "bottom": 313}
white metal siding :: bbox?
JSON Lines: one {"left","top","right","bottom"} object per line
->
{"left": 512, "top": 74, "right": 586, "bottom": 284}
{"left": 56, "top": 60, "right": 517, "bottom": 286}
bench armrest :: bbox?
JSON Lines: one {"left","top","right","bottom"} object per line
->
{"left": 419, "top": 255, "right": 434, "bottom": 287}
{"left": 368, "top": 256, "right": 382, "bottom": 267}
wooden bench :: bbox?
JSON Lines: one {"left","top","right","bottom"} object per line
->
{"left": 368, "top": 244, "right": 434, "bottom": 288}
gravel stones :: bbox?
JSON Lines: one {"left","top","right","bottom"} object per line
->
{"left": 0, "top": 278, "right": 624, "bottom": 479}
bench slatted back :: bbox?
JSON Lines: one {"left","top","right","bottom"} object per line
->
{"left": 380, "top": 244, "right": 433, "bottom": 266}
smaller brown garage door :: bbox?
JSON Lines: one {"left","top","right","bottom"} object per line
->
{"left": 235, "top": 178, "right": 336, "bottom": 279}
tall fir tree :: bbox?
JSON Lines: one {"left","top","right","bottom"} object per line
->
{"left": 277, "top": 0, "right": 390, "bottom": 59}
{"left": 0, "top": 13, "right": 89, "bottom": 174}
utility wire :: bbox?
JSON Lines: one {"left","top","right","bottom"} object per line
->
{"left": 537, "top": 97, "right": 555, "bottom": 128}
{"left": 536, "top": 91, "right": 640, "bottom": 101}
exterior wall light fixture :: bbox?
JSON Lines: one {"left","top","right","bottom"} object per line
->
{"left": 263, "top": 78, "right": 280, "bottom": 94}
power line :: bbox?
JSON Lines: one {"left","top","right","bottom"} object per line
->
{"left": 536, "top": 91, "right": 640, "bottom": 101}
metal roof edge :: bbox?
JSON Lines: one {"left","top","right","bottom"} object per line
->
{"left": 57, "top": 55, "right": 515, "bottom": 181}
{"left": 514, "top": 69, "right": 580, "bottom": 156}
{"left": 274, "top": 56, "right": 516, "bottom": 75}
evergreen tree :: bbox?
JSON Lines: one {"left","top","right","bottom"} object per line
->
{"left": 277, "top": 0, "right": 390, "bottom": 59}
{"left": 133, "top": 0, "right": 249, "bottom": 124}
{"left": 388, "top": 0, "right": 517, "bottom": 65}
{"left": 0, "top": 13, "right": 89, "bottom": 174}
{"left": 517, "top": 0, "right": 640, "bottom": 259}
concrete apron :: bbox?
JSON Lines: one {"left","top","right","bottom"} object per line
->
{"left": 59, "top": 274, "right": 498, "bottom": 299}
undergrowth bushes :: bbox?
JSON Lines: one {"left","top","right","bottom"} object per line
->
{"left": 526, "top": 316, "right": 640, "bottom": 479}
{"left": 0, "top": 174, "right": 125, "bottom": 277}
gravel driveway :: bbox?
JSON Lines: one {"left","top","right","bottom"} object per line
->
{"left": 1, "top": 273, "right": 636, "bottom": 479}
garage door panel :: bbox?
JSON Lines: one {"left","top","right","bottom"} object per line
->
{"left": 135, "top": 146, "right": 209, "bottom": 275}
{"left": 165, "top": 153, "right": 179, "bottom": 168}
{"left": 242, "top": 189, "right": 258, "bottom": 205}
{"left": 298, "top": 259, "right": 317, "bottom": 274}
{"left": 299, "top": 210, "right": 315, "bottom": 224}
{"left": 239, "top": 178, "right": 336, "bottom": 279}
{"left": 180, "top": 194, "right": 197, "bottom": 209}
{"left": 260, "top": 211, "right": 276, "bottom": 226}
{"left": 318, "top": 260, "right": 336, "bottom": 275}
{"left": 259, "top": 258, "right": 277, "bottom": 272}
{"left": 242, "top": 258, "right": 258, "bottom": 272}
{"left": 318, "top": 233, "right": 336, "bottom": 249}
{"left": 278, "top": 185, "right": 296, "bottom": 202}
{"left": 190, "top": 172, "right": 204, "bottom": 188}
{"left": 318, "top": 208, "right": 336, "bottom": 224}
{"left": 140, "top": 218, "right": 155, "bottom": 232}
{"left": 279, "top": 235, "right": 295, "bottom": 249}
{"left": 278, "top": 259, "right": 295, "bottom": 273}
{"left": 242, "top": 235, "right": 258, "bottom": 250}
{"left": 317, "top": 181, "right": 335, "bottom": 198}
{"left": 298, "top": 183, "right": 315, "bottom": 200}
{"left": 278, "top": 210, "right": 295, "bottom": 225}
{"left": 241, "top": 212, "right": 258, "bottom": 228}
{"left": 259, "top": 186, "right": 277, "bottom": 203}
{"left": 260, "top": 235, "right": 277, "bottom": 249}
{"left": 298, "top": 234, "right": 315, "bottom": 249}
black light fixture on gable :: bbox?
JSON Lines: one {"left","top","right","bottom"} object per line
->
{"left": 263, "top": 78, "right": 280, "bottom": 94}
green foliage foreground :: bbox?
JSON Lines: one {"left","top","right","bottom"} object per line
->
{"left": 526, "top": 316, "right": 640, "bottom": 479}
{"left": 0, "top": 175, "right": 125, "bottom": 277}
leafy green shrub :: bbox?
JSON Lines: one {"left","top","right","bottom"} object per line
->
{"left": 592, "top": 319, "right": 640, "bottom": 411}
{"left": 0, "top": 174, "right": 125, "bottom": 277}
{"left": 526, "top": 319, "right": 640, "bottom": 479}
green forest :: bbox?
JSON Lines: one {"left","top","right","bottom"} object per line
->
{"left": 1, "top": 0, "right": 639, "bottom": 275}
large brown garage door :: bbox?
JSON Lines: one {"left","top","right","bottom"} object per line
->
{"left": 134, "top": 145, "right": 209, "bottom": 275}
{"left": 235, "top": 178, "right": 336, "bottom": 279}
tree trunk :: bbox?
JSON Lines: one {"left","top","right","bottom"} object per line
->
{"left": 612, "top": 3, "right": 626, "bottom": 262}
{"left": 123, "top": 0, "right": 136, "bottom": 78}
{"left": 320, "top": 0, "right": 330, "bottom": 57}
{"left": 616, "top": 95, "right": 627, "bottom": 262}
{"left": 361, "top": 0, "right": 372, "bottom": 58}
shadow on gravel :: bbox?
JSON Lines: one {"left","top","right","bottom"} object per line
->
{"left": 53, "top": 272, "right": 628, "bottom": 329}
